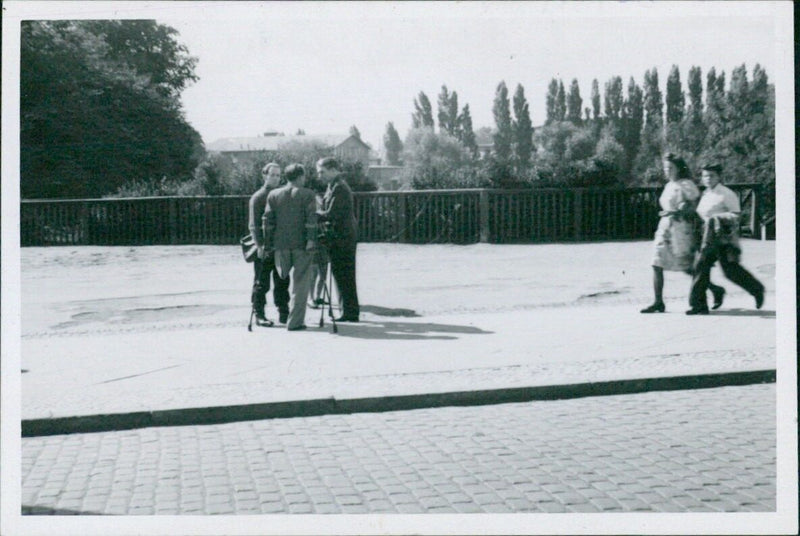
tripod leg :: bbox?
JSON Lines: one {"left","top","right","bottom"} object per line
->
{"left": 327, "top": 260, "right": 337, "bottom": 334}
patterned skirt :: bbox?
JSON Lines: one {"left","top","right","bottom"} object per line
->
{"left": 651, "top": 216, "right": 697, "bottom": 271}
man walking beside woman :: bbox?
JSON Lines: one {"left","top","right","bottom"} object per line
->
{"left": 641, "top": 153, "right": 764, "bottom": 314}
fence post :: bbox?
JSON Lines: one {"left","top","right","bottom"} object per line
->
{"left": 168, "top": 197, "right": 178, "bottom": 244}
{"left": 573, "top": 189, "right": 583, "bottom": 241}
{"left": 750, "top": 185, "right": 759, "bottom": 239}
{"left": 479, "top": 190, "right": 489, "bottom": 243}
{"left": 397, "top": 194, "right": 407, "bottom": 243}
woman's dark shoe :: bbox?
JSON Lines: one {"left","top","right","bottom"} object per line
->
{"left": 711, "top": 287, "right": 726, "bottom": 310}
{"left": 685, "top": 307, "right": 709, "bottom": 315}
{"left": 287, "top": 324, "right": 307, "bottom": 331}
{"left": 640, "top": 302, "right": 665, "bottom": 313}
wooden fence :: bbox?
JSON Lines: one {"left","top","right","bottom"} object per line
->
{"left": 20, "top": 184, "right": 763, "bottom": 246}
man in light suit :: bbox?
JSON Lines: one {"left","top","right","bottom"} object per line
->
{"left": 263, "top": 164, "right": 318, "bottom": 331}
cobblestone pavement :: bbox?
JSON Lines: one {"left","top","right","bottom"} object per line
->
{"left": 21, "top": 384, "right": 776, "bottom": 515}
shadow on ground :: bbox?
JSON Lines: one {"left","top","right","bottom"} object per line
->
{"left": 330, "top": 320, "right": 492, "bottom": 340}
{"left": 360, "top": 305, "right": 420, "bottom": 317}
{"left": 710, "top": 308, "right": 775, "bottom": 318}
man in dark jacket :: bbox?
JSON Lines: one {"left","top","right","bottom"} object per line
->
{"left": 316, "top": 157, "right": 360, "bottom": 322}
{"left": 249, "top": 163, "right": 289, "bottom": 326}
{"left": 263, "top": 164, "right": 318, "bottom": 331}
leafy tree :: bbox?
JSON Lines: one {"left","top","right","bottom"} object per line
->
{"left": 84, "top": 20, "right": 198, "bottom": 99}
{"left": 593, "top": 130, "right": 627, "bottom": 186}
{"left": 492, "top": 81, "right": 513, "bottom": 164}
{"left": 21, "top": 20, "right": 203, "bottom": 198}
{"left": 383, "top": 122, "right": 403, "bottom": 165}
{"left": 512, "top": 84, "right": 534, "bottom": 171}
{"left": 412, "top": 91, "right": 434, "bottom": 128}
{"left": 457, "top": 104, "right": 478, "bottom": 157}
{"left": 591, "top": 79, "right": 601, "bottom": 120}
{"left": 566, "top": 79, "right": 583, "bottom": 125}
{"left": 400, "top": 128, "right": 484, "bottom": 189}
{"left": 564, "top": 127, "right": 595, "bottom": 162}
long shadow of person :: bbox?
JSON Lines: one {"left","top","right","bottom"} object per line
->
{"left": 332, "top": 320, "right": 493, "bottom": 340}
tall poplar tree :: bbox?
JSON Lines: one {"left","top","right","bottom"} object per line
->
{"left": 681, "top": 66, "right": 705, "bottom": 157}
{"left": 492, "top": 81, "right": 513, "bottom": 164}
{"left": 458, "top": 104, "right": 478, "bottom": 157}
{"left": 621, "top": 77, "right": 643, "bottom": 181}
{"left": 545, "top": 79, "right": 559, "bottom": 124}
{"left": 704, "top": 68, "right": 726, "bottom": 151}
{"left": 555, "top": 80, "right": 567, "bottom": 122}
{"left": 412, "top": 92, "right": 434, "bottom": 128}
{"left": 383, "top": 122, "right": 403, "bottom": 165}
{"left": 665, "top": 65, "right": 685, "bottom": 150}
{"left": 633, "top": 68, "right": 664, "bottom": 182}
{"left": 591, "top": 79, "right": 601, "bottom": 120}
{"left": 566, "top": 79, "right": 583, "bottom": 124}
{"left": 603, "top": 76, "right": 624, "bottom": 128}
{"left": 437, "top": 85, "right": 459, "bottom": 136}
{"left": 512, "top": 84, "right": 534, "bottom": 171}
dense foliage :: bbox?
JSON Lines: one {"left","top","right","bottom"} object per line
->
{"left": 21, "top": 20, "right": 204, "bottom": 199}
{"left": 400, "top": 64, "right": 774, "bottom": 220}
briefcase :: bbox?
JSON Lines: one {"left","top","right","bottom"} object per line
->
{"left": 239, "top": 233, "right": 258, "bottom": 263}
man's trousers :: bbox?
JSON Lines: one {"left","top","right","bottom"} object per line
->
{"left": 275, "top": 249, "right": 313, "bottom": 330}
{"left": 252, "top": 256, "right": 289, "bottom": 317}
{"left": 329, "top": 243, "right": 360, "bottom": 318}
{"left": 689, "top": 244, "right": 764, "bottom": 309}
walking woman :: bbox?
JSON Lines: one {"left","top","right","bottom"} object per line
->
{"left": 641, "top": 153, "right": 725, "bottom": 313}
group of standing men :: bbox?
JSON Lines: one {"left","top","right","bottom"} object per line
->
{"left": 247, "top": 157, "right": 360, "bottom": 331}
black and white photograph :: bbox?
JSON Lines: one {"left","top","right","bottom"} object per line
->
{"left": 1, "top": 1, "right": 796, "bottom": 535}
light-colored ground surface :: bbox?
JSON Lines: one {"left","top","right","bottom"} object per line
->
{"left": 20, "top": 240, "right": 776, "bottom": 419}
{"left": 21, "top": 384, "right": 776, "bottom": 515}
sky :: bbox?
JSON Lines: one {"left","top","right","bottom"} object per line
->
{"left": 151, "top": 1, "right": 783, "bottom": 152}
{"left": 7, "top": 1, "right": 789, "bottom": 152}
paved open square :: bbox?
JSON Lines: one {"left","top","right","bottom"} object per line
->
{"left": 10, "top": 239, "right": 787, "bottom": 527}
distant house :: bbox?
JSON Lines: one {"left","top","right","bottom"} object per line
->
{"left": 206, "top": 133, "right": 373, "bottom": 168}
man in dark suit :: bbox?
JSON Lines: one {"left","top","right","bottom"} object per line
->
{"left": 263, "top": 164, "right": 318, "bottom": 331}
{"left": 249, "top": 163, "right": 289, "bottom": 326}
{"left": 316, "top": 157, "right": 360, "bottom": 322}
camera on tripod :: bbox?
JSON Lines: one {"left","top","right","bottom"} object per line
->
{"left": 317, "top": 219, "right": 338, "bottom": 246}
